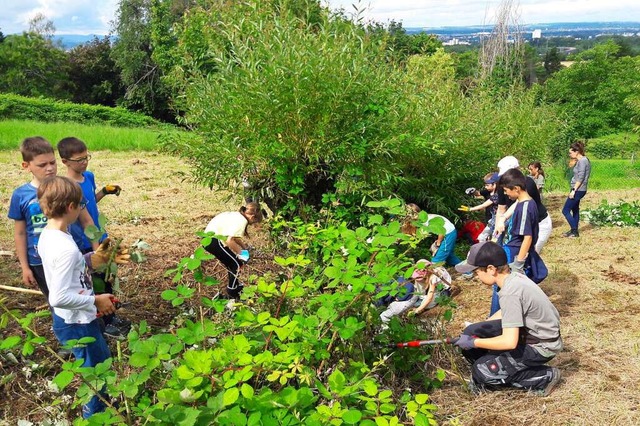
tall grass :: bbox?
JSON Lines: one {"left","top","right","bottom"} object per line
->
{"left": 0, "top": 120, "right": 168, "bottom": 151}
{"left": 545, "top": 158, "right": 640, "bottom": 192}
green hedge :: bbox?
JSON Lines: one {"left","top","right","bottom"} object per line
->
{"left": 0, "top": 93, "right": 160, "bottom": 128}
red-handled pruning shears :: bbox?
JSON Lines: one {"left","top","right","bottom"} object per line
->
{"left": 388, "top": 338, "right": 457, "bottom": 349}
{"left": 97, "top": 296, "right": 130, "bottom": 317}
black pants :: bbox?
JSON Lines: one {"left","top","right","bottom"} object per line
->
{"left": 30, "top": 264, "right": 49, "bottom": 299}
{"left": 461, "top": 320, "right": 556, "bottom": 391}
{"left": 204, "top": 239, "right": 245, "bottom": 299}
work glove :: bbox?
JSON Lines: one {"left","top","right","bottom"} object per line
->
{"left": 430, "top": 241, "right": 439, "bottom": 256}
{"left": 453, "top": 334, "right": 476, "bottom": 350}
{"left": 238, "top": 249, "right": 250, "bottom": 262}
{"left": 90, "top": 238, "right": 131, "bottom": 269}
{"left": 102, "top": 185, "right": 122, "bottom": 196}
{"left": 509, "top": 258, "right": 526, "bottom": 274}
{"left": 465, "top": 187, "right": 476, "bottom": 196}
{"left": 458, "top": 205, "right": 470, "bottom": 212}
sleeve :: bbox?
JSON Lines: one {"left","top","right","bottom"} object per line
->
{"left": 228, "top": 215, "right": 249, "bottom": 237}
{"left": 47, "top": 249, "right": 95, "bottom": 310}
{"left": 500, "top": 295, "right": 525, "bottom": 328}
{"left": 8, "top": 191, "right": 25, "bottom": 220}
{"left": 538, "top": 176, "right": 545, "bottom": 188}
{"left": 512, "top": 203, "right": 534, "bottom": 237}
{"left": 86, "top": 171, "right": 97, "bottom": 192}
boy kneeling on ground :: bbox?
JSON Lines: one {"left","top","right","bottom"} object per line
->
{"left": 37, "top": 176, "right": 129, "bottom": 418}
{"left": 452, "top": 241, "right": 563, "bottom": 396}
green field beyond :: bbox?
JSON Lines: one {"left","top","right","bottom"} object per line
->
{"left": 0, "top": 119, "right": 163, "bottom": 151}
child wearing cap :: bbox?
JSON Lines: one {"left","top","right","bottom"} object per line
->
{"left": 452, "top": 241, "right": 562, "bottom": 396}
{"left": 460, "top": 172, "right": 499, "bottom": 243}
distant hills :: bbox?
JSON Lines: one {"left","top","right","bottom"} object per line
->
{"left": 51, "top": 21, "right": 640, "bottom": 49}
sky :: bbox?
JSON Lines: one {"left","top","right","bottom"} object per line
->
{"left": 0, "top": 0, "right": 639, "bottom": 35}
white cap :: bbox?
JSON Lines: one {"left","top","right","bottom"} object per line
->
{"left": 497, "top": 156, "right": 520, "bottom": 176}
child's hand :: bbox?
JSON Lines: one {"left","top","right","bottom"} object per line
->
{"left": 94, "top": 294, "right": 116, "bottom": 315}
{"left": 102, "top": 185, "right": 122, "bottom": 196}
{"left": 238, "top": 249, "right": 250, "bottom": 262}
{"left": 458, "top": 205, "right": 470, "bottom": 212}
{"left": 21, "top": 268, "right": 37, "bottom": 287}
{"left": 91, "top": 238, "right": 131, "bottom": 269}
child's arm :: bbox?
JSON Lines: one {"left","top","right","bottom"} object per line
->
{"left": 469, "top": 198, "right": 494, "bottom": 212}
{"left": 473, "top": 326, "right": 520, "bottom": 351}
{"left": 517, "top": 235, "right": 532, "bottom": 262}
{"left": 13, "top": 220, "right": 37, "bottom": 287}
{"left": 78, "top": 210, "right": 99, "bottom": 250}
{"left": 226, "top": 236, "right": 246, "bottom": 255}
{"left": 413, "top": 279, "right": 437, "bottom": 315}
{"left": 96, "top": 185, "right": 122, "bottom": 203}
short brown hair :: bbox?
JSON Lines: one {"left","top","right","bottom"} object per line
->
{"left": 38, "top": 176, "right": 83, "bottom": 218}
{"left": 241, "top": 202, "right": 264, "bottom": 223}
{"left": 57, "top": 137, "right": 88, "bottom": 159}
{"left": 20, "top": 136, "right": 54, "bottom": 162}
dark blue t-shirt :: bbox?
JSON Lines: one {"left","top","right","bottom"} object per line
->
{"left": 504, "top": 199, "right": 539, "bottom": 251}
{"left": 68, "top": 171, "right": 106, "bottom": 251}
{"left": 8, "top": 183, "right": 47, "bottom": 265}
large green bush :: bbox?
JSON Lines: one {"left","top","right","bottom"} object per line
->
{"left": 0, "top": 93, "right": 160, "bottom": 127}
{"left": 159, "top": 2, "right": 562, "bottom": 220}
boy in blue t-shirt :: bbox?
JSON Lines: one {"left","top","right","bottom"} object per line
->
{"left": 8, "top": 137, "right": 97, "bottom": 298}
{"left": 57, "top": 137, "right": 129, "bottom": 337}
{"left": 489, "top": 168, "right": 547, "bottom": 316}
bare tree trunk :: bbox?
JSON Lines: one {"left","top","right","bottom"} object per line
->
{"left": 479, "top": 0, "right": 523, "bottom": 81}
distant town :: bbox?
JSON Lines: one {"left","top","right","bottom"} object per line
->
{"left": 409, "top": 21, "right": 640, "bottom": 46}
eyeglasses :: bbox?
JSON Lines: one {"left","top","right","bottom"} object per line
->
{"left": 66, "top": 155, "right": 92, "bottom": 163}
{"left": 79, "top": 201, "right": 86, "bottom": 210}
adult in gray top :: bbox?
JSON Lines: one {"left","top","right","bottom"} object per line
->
{"left": 562, "top": 141, "right": 591, "bottom": 238}
{"left": 452, "top": 241, "right": 563, "bottom": 395}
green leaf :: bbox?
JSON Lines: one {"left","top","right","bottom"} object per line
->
{"left": 415, "top": 394, "right": 429, "bottom": 404}
{"left": 161, "top": 289, "right": 178, "bottom": 300}
{"left": 328, "top": 369, "right": 346, "bottom": 392}
{"left": 240, "top": 383, "right": 254, "bottom": 399}
{"left": 52, "top": 370, "right": 75, "bottom": 391}
{"left": 129, "top": 352, "right": 150, "bottom": 367}
{"left": 222, "top": 387, "right": 240, "bottom": 406}
{"left": 0, "top": 336, "right": 21, "bottom": 350}
{"left": 342, "top": 410, "right": 363, "bottom": 424}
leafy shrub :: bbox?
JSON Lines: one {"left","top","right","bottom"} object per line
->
{"left": 0, "top": 93, "right": 160, "bottom": 127}
{"left": 588, "top": 139, "right": 619, "bottom": 159}
{"left": 1, "top": 199, "right": 453, "bottom": 424}
{"left": 160, "top": 3, "right": 562, "bottom": 221}
{"left": 582, "top": 200, "right": 640, "bottom": 227}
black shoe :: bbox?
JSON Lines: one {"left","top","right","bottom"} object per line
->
{"left": 533, "top": 367, "right": 562, "bottom": 396}
{"left": 104, "top": 324, "right": 127, "bottom": 340}
{"left": 111, "top": 315, "right": 132, "bottom": 330}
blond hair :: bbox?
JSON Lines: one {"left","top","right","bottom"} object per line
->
{"left": 37, "top": 176, "right": 83, "bottom": 218}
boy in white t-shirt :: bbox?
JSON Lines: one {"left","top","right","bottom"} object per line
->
{"left": 37, "top": 176, "right": 128, "bottom": 418}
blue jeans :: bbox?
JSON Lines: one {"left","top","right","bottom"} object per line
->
{"left": 52, "top": 313, "right": 111, "bottom": 418}
{"left": 431, "top": 230, "right": 461, "bottom": 267}
{"left": 562, "top": 191, "right": 586, "bottom": 230}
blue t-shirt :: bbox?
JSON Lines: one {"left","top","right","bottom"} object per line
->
{"left": 504, "top": 199, "right": 539, "bottom": 251}
{"left": 68, "top": 171, "right": 106, "bottom": 251}
{"left": 8, "top": 183, "right": 47, "bottom": 265}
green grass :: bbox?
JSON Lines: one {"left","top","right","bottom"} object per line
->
{"left": 0, "top": 119, "right": 168, "bottom": 151}
{"left": 545, "top": 158, "right": 640, "bottom": 192}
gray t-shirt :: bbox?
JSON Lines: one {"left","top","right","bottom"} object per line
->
{"left": 499, "top": 272, "right": 563, "bottom": 357}
{"left": 571, "top": 156, "right": 591, "bottom": 192}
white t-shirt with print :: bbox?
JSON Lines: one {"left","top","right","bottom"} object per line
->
{"left": 39, "top": 228, "right": 97, "bottom": 323}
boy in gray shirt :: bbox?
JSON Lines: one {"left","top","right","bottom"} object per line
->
{"left": 453, "top": 242, "right": 563, "bottom": 395}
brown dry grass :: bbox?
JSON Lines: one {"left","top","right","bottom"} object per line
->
{"left": 1, "top": 151, "right": 640, "bottom": 423}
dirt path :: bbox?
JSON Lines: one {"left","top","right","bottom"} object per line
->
{"left": 1, "top": 151, "right": 639, "bottom": 423}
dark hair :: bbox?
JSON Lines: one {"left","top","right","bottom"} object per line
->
{"left": 57, "top": 137, "right": 88, "bottom": 159}
{"left": 37, "top": 176, "right": 83, "bottom": 218}
{"left": 570, "top": 141, "right": 586, "bottom": 156}
{"left": 240, "top": 202, "right": 264, "bottom": 222}
{"left": 528, "top": 161, "right": 545, "bottom": 177}
{"left": 499, "top": 168, "right": 527, "bottom": 190}
{"left": 20, "top": 136, "right": 54, "bottom": 162}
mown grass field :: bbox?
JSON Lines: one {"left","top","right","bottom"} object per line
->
{"left": 0, "top": 119, "right": 169, "bottom": 151}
